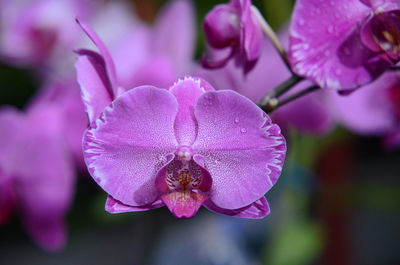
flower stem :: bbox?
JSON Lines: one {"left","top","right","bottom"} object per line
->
{"left": 258, "top": 75, "right": 303, "bottom": 107}
{"left": 262, "top": 85, "right": 320, "bottom": 113}
{"left": 251, "top": 5, "right": 291, "bottom": 71}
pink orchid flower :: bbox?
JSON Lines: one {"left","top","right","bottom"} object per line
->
{"left": 75, "top": 20, "right": 286, "bottom": 218}
{"left": 289, "top": 0, "right": 400, "bottom": 91}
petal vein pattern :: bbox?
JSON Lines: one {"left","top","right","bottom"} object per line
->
{"left": 192, "top": 90, "right": 286, "bottom": 209}
{"left": 83, "top": 86, "right": 179, "bottom": 206}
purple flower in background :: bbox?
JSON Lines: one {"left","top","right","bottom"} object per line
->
{"left": 329, "top": 71, "right": 400, "bottom": 148}
{"left": 289, "top": 0, "right": 400, "bottom": 91}
{"left": 77, "top": 0, "right": 195, "bottom": 92}
{"left": 199, "top": 28, "right": 334, "bottom": 135}
{"left": 79, "top": 74, "right": 286, "bottom": 218}
{"left": 30, "top": 80, "right": 88, "bottom": 170}
{"left": 202, "top": 0, "right": 263, "bottom": 74}
{"left": 0, "top": 0, "right": 91, "bottom": 67}
{"left": 0, "top": 104, "right": 75, "bottom": 251}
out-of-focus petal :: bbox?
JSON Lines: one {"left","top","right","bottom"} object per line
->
{"left": 83, "top": 86, "right": 179, "bottom": 206}
{"left": 205, "top": 196, "right": 270, "bottom": 219}
{"left": 153, "top": 0, "right": 195, "bottom": 75}
{"left": 329, "top": 72, "right": 398, "bottom": 134}
{"left": 192, "top": 90, "right": 286, "bottom": 209}
{"left": 24, "top": 216, "right": 67, "bottom": 251}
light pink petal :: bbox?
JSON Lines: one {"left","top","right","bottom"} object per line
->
{"left": 76, "top": 18, "right": 118, "bottom": 95}
{"left": 83, "top": 86, "right": 179, "bottom": 206}
{"left": 105, "top": 195, "right": 164, "bottom": 213}
{"left": 75, "top": 50, "right": 113, "bottom": 125}
{"left": 192, "top": 90, "right": 286, "bottom": 209}
{"left": 153, "top": 0, "right": 195, "bottom": 75}
{"left": 289, "top": 0, "right": 390, "bottom": 90}
{"left": 205, "top": 196, "right": 270, "bottom": 219}
{"left": 169, "top": 77, "right": 211, "bottom": 146}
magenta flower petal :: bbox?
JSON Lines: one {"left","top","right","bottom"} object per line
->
{"left": 153, "top": 0, "right": 195, "bottom": 75}
{"left": 83, "top": 86, "right": 179, "bottom": 206}
{"left": 289, "top": 0, "right": 393, "bottom": 90}
{"left": 105, "top": 196, "right": 164, "bottom": 213}
{"left": 240, "top": 0, "right": 263, "bottom": 63}
{"left": 161, "top": 191, "right": 208, "bottom": 218}
{"left": 202, "top": 0, "right": 263, "bottom": 73}
{"left": 203, "top": 4, "right": 240, "bottom": 49}
{"left": 76, "top": 50, "right": 114, "bottom": 125}
{"left": 192, "top": 90, "right": 286, "bottom": 209}
{"left": 24, "top": 216, "right": 67, "bottom": 251}
{"left": 76, "top": 18, "right": 119, "bottom": 95}
{"left": 169, "top": 77, "right": 213, "bottom": 146}
{"left": 205, "top": 196, "right": 270, "bottom": 219}
{"left": 329, "top": 71, "right": 399, "bottom": 134}
{"left": 0, "top": 105, "right": 74, "bottom": 250}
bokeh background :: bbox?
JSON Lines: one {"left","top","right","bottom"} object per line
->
{"left": 1, "top": 0, "right": 400, "bottom": 264}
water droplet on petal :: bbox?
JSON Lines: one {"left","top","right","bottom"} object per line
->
{"left": 234, "top": 117, "right": 240, "bottom": 124}
{"left": 240, "top": 127, "right": 247, "bottom": 133}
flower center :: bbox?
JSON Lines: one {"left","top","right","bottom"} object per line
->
{"left": 370, "top": 10, "right": 400, "bottom": 62}
{"left": 157, "top": 153, "right": 211, "bottom": 218}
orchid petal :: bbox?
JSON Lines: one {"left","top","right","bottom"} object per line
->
{"left": 153, "top": 0, "right": 195, "bottom": 75}
{"left": 83, "top": 86, "right": 179, "bottom": 206}
{"left": 329, "top": 72, "right": 398, "bottom": 134}
{"left": 76, "top": 18, "right": 119, "bottom": 95}
{"left": 105, "top": 195, "right": 164, "bottom": 213}
{"left": 192, "top": 90, "right": 286, "bottom": 209}
{"left": 24, "top": 216, "right": 67, "bottom": 251}
{"left": 205, "top": 196, "right": 270, "bottom": 219}
{"left": 161, "top": 191, "right": 208, "bottom": 218}
{"left": 169, "top": 77, "right": 211, "bottom": 146}
{"left": 75, "top": 49, "right": 113, "bottom": 125}
{"left": 289, "top": 0, "right": 390, "bottom": 90}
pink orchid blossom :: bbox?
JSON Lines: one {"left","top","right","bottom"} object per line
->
{"left": 0, "top": 0, "right": 92, "bottom": 67}
{"left": 79, "top": 74, "right": 286, "bottom": 219}
{"left": 75, "top": 22, "right": 285, "bottom": 218}
{"left": 202, "top": 0, "right": 263, "bottom": 74}
{"left": 289, "top": 0, "right": 400, "bottom": 91}
{"left": 0, "top": 103, "right": 75, "bottom": 251}
{"left": 328, "top": 71, "right": 400, "bottom": 148}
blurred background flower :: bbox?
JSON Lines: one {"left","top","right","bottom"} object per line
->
{"left": 0, "top": 0, "right": 400, "bottom": 264}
